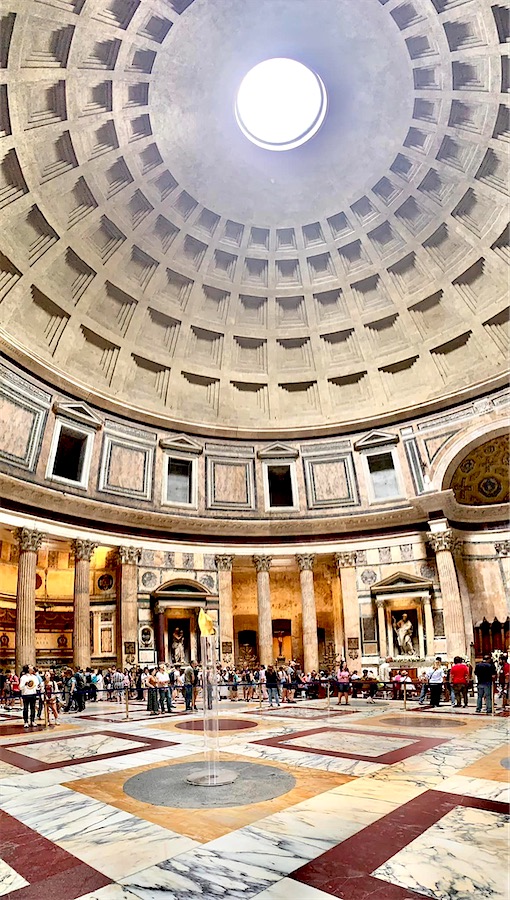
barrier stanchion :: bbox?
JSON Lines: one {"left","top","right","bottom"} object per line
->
{"left": 492, "top": 682, "right": 496, "bottom": 718}
{"left": 43, "top": 697, "right": 49, "bottom": 729}
{"left": 326, "top": 681, "right": 331, "bottom": 711}
{"left": 125, "top": 687, "right": 130, "bottom": 720}
{"left": 403, "top": 681, "right": 407, "bottom": 711}
{"left": 258, "top": 684, "right": 263, "bottom": 710}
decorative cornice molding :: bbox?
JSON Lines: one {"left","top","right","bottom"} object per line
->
{"left": 15, "top": 527, "right": 44, "bottom": 554}
{"left": 296, "top": 553, "right": 315, "bottom": 572}
{"left": 335, "top": 551, "right": 357, "bottom": 569}
{"left": 253, "top": 554, "right": 272, "bottom": 573}
{"left": 215, "top": 554, "right": 234, "bottom": 571}
{"left": 71, "top": 538, "right": 98, "bottom": 562}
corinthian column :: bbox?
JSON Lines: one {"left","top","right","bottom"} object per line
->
{"left": 422, "top": 595, "right": 435, "bottom": 658}
{"left": 115, "top": 546, "right": 142, "bottom": 669}
{"left": 296, "top": 554, "right": 319, "bottom": 673}
{"left": 15, "top": 527, "right": 44, "bottom": 673}
{"left": 252, "top": 555, "right": 273, "bottom": 665}
{"left": 335, "top": 551, "right": 361, "bottom": 666}
{"left": 376, "top": 598, "right": 387, "bottom": 658}
{"left": 427, "top": 526, "right": 466, "bottom": 658}
{"left": 71, "top": 539, "right": 98, "bottom": 669}
{"left": 215, "top": 555, "right": 235, "bottom": 666}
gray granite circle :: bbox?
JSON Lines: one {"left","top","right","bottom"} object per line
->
{"left": 383, "top": 716, "right": 466, "bottom": 728}
{"left": 123, "top": 761, "right": 296, "bottom": 809}
{"left": 500, "top": 757, "right": 510, "bottom": 769}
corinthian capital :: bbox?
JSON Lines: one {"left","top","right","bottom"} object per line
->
{"left": 375, "top": 598, "right": 385, "bottom": 609}
{"left": 495, "top": 541, "right": 510, "bottom": 557}
{"left": 253, "top": 554, "right": 272, "bottom": 573}
{"left": 296, "top": 553, "right": 315, "bottom": 572}
{"left": 215, "top": 554, "right": 234, "bottom": 572}
{"left": 15, "top": 527, "right": 45, "bottom": 554}
{"left": 426, "top": 529, "right": 461, "bottom": 554}
{"left": 71, "top": 539, "right": 98, "bottom": 562}
{"left": 335, "top": 551, "right": 357, "bottom": 569}
{"left": 117, "top": 546, "right": 142, "bottom": 566}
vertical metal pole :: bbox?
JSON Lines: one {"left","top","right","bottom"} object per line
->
{"left": 258, "top": 682, "right": 262, "bottom": 710}
{"left": 326, "top": 681, "right": 331, "bottom": 711}
{"left": 43, "top": 696, "right": 49, "bottom": 729}
{"left": 125, "top": 686, "right": 129, "bottom": 720}
{"left": 403, "top": 681, "right": 407, "bottom": 711}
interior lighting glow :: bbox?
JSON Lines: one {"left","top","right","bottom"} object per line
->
{"left": 235, "top": 58, "right": 327, "bottom": 151}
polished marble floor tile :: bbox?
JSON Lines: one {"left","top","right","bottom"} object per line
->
{"left": 0, "top": 858, "right": 29, "bottom": 896}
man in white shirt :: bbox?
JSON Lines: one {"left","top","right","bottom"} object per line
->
{"left": 155, "top": 664, "right": 172, "bottom": 713}
{"left": 378, "top": 658, "right": 392, "bottom": 691}
{"left": 19, "top": 665, "right": 38, "bottom": 728}
{"left": 426, "top": 657, "right": 445, "bottom": 707}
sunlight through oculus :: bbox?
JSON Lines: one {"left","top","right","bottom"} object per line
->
{"left": 235, "top": 58, "right": 327, "bottom": 151}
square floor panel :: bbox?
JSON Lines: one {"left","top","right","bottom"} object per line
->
{"left": 69, "top": 751, "right": 354, "bottom": 842}
{"left": 0, "top": 730, "right": 177, "bottom": 772}
{"left": 291, "top": 790, "right": 509, "bottom": 900}
{"left": 254, "top": 727, "right": 449, "bottom": 765}
{"left": 0, "top": 808, "right": 110, "bottom": 899}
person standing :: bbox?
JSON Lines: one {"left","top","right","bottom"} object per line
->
{"left": 266, "top": 665, "right": 280, "bottom": 707}
{"left": 427, "top": 658, "right": 445, "bottom": 707}
{"left": 474, "top": 654, "right": 496, "bottom": 714}
{"left": 19, "top": 666, "right": 38, "bottom": 728}
{"left": 146, "top": 667, "right": 159, "bottom": 715}
{"left": 43, "top": 672, "right": 60, "bottom": 725}
{"left": 450, "top": 656, "right": 470, "bottom": 708}
{"left": 336, "top": 665, "right": 350, "bottom": 705}
{"left": 183, "top": 661, "right": 194, "bottom": 711}
{"left": 155, "top": 664, "right": 172, "bottom": 713}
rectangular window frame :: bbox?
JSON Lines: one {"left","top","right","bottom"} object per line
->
{"left": 45, "top": 418, "right": 95, "bottom": 489}
{"left": 360, "top": 445, "right": 404, "bottom": 505}
{"left": 262, "top": 459, "right": 299, "bottom": 511}
{"left": 162, "top": 450, "right": 198, "bottom": 509}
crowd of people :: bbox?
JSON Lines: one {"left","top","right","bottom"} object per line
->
{"left": 0, "top": 652, "right": 508, "bottom": 723}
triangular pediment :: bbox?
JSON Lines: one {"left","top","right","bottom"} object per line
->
{"left": 354, "top": 430, "right": 399, "bottom": 451}
{"left": 53, "top": 401, "right": 102, "bottom": 430}
{"left": 371, "top": 570, "right": 432, "bottom": 593}
{"left": 257, "top": 442, "right": 299, "bottom": 460}
{"left": 159, "top": 435, "right": 203, "bottom": 455}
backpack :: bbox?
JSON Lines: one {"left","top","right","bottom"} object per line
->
{"left": 74, "top": 672, "right": 85, "bottom": 689}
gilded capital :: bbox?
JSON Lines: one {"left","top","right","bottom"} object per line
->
{"left": 71, "top": 539, "right": 98, "bottom": 562}
{"left": 335, "top": 551, "right": 357, "bottom": 569}
{"left": 117, "top": 546, "right": 142, "bottom": 566}
{"left": 253, "top": 554, "right": 272, "bottom": 573}
{"left": 215, "top": 554, "right": 234, "bottom": 572}
{"left": 15, "top": 527, "right": 45, "bottom": 554}
{"left": 296, "top": 553, "right": 315, "bottom": 572}
{"left": 375, "top": 598, "right": 385, "bottom": 609}
{"left": 495, "top": 541, "right": 510, "bottom": 557}
{"left": 426, "top": 529, "right": 461, "bottom": 554}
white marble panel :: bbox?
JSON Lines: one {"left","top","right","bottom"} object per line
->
{"left": 0, "top": 859, "right": 28, "bottom": 896}
{"left": 435, "top": 775, "right": 510, "bottom": 805}
{"left": 372, "top": 805, "right": 510, "bottom": 900}
{"left": 252, "top": 878, "right": 339, "bottom": 900}
{"left": 284, "top": 731, "right": 416, "bottom": 755}
{"left": 13, "top": 733, "right": 147, "bottom": 763}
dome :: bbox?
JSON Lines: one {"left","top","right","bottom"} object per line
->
{"left": 0, "top": 0, "right": 507, "bottom": 436}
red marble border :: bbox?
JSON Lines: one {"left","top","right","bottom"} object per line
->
{"left": 253, "top": 726, "right": 449, "bottom": 764}
{"left": 0, "top": 730, "right": 177, "bottom": 772}
{"left": 0, "top": 808, "right": 111, "bottom": 899}
{"left": 292, "top": 790, "right": 509, "bottom": 900}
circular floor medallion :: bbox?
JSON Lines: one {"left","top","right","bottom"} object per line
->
{"left": 123, "top": 761, "right": 296, "bottom": 808}
{"left": 383, "top": 716, "right": 467, "bottom": 728}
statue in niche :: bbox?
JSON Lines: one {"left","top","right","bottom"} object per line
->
{"left": 392, "top": 613, "right": 414, "bottom": 655}
{"left": 171, "top": 626, "right": 185, "bottom": 664}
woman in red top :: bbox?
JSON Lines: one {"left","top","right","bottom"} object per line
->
{"left": 450, "top": 656, "right": 470, "bottom": 708}
{"left": 336, "top": 666, "right": 350, "bottom": 705}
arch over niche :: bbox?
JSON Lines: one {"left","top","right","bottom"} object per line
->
{"left": 447, "top": 434, "right": 509, "bottom": 506}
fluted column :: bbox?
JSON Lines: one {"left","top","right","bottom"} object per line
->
{"left": 422, "top": 595, "right": 435, "bottom": 657}
{"left": 335, "top": 552, "right": 361, "bottom": 666}
{"left": 115, "top": 546, "right": 142, "bottom": 669}
{"left": 296, "top": 554, "right": 319, "bottom": 673}
{"left": 154, "top": 604, "right": 166, "bottom": 663}
{"left": 72, "top": 539, "right": 97, "bottom": 669}
{"left": 15, "top": 527, "right": 44, "bottom": 673}
{"left": 253, "top": 555, "right": 273, "bottom": 665}
{"left": 331, "top": 567, "right": 345, "bottom": 661}
{"left": 427, "top": 526, "right": 466, "bottom": 658}
{"left": 376, "top": 598, "right": 387, "bottom": 658}
{"left": 215, "top": 555, "right": 235, "bottom": 666}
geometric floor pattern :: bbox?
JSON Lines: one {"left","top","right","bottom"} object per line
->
{"left": 0, "top": 698, "right": 508, "bottom": 900}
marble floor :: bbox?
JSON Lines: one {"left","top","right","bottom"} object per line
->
{"left": 0, "top": 697, "right": 507, "bottom": 900}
